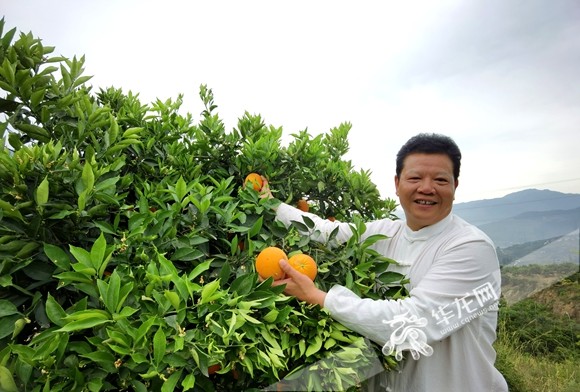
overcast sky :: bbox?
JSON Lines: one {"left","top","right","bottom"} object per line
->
{"left": 3, "top": 0, "right": 580, "bottom": 203}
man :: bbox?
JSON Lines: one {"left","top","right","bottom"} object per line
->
{"left": 265, "top": 133, "right": 508, "bottom": 391}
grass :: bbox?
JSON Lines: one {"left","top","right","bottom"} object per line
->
{"left": 494, "top": 271, "right": 579, "bottom": 392}
{"left": 495, "top": 338, "right": 578, "bottom": 392}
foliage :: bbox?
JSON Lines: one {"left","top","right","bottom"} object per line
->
{"left": 495, "top": 272, "right": 580, "bottom": 391}
{"left": 0, "top": 19, "right": 405, "bottom": 391}
{"left": 498, "top": 299, "right": 579, "bottom": 362}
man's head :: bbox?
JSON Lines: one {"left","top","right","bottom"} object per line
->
{"left": 396, "top": 133, "right": 462, "bottom": 181}
{"left": 394, "top": 133, "right": 461, "bottom": 231}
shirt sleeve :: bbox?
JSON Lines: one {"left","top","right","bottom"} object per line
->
{"left": 323, "top": 234, "right": 502, "bottom": 360}
{"left": 275, "top": 202, "right": 354, "bottom": 245}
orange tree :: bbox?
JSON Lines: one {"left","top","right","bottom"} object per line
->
{"left": 0, "top": 19, "right": 407, "bottom": 391}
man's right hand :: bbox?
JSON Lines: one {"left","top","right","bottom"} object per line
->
{"left": 273, "top": 260, "right": 327, "bottom": 307}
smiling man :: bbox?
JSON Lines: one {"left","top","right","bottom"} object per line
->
{"left": 266, "top": 133, "right": 508, "bottom": 391}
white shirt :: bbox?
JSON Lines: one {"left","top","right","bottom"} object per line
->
{"left": 276, "top": 203, "right": 508, "bottom": 392}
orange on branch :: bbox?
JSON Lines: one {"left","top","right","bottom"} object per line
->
{"left": 245, "top": 172, "right": 263, "bottom": 191}
{"left": 208, "top": 364, "right": 221, "bottom": 375}
{"left": 288, "top": 253, "right": 318, "bottom": 281}
{"left": 255, "top": 246, "right": 288, "bottom": 280}
{"left": 296, "top": 199, "right": 309, "bottom": 212}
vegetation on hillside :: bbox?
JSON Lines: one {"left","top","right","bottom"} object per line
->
{"left": 501, "top": 263, "right": 578, "bottom": 304}
{"left": 496, "top": 271, "right": 579, "bottom": 392}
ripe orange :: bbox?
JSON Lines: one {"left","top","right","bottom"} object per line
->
{"left": 255, "top": 246, "right": 288, "bottom": 280}
{"left": 288, "top": 253, "right": 317, "bottom": 281}
{"left": 296, "top": 199, "right": 309, "bottom": 212}
{"left": 208, "top": 364, "right": 221, "bottom": 375}
{"left": 245, "top": 173, "right": 263, "bottom": 191}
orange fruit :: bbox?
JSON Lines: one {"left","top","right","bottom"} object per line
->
{"left": 245, "top": 173, "right": 263, "bottom": 191}
{"left": 296, "top": 199, "right": 309, "bottom": 212}
{"left": 288, "top": 253, "right": 317, "bottom": 281}
{"left": 255, "top": 246, "right": 288, "bottom": 280}
{"left": 208, "top": 364, "right": 221, "bottom": 375}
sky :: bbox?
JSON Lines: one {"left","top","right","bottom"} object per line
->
{"left": 3, "top": 0, "right": 580, "bottom": 203}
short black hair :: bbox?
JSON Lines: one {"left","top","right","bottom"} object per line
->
{"left": 396, "top": 133, "right": 462, "bottom": 180}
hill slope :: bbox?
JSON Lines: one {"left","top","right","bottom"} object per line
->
{"left": 479, "top": 208, "right": 580, "bottom": 247}
{"left": 454, "top": 189, "right": 580, "bottom": 226}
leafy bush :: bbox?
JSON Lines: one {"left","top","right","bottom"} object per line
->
{"left": 498, "top": 297, "right": 579, "bottom": 362}
{"left": 0, "top": 19, "right": 405, "bottom": 391}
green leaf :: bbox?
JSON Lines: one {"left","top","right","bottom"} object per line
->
{"left": 161, "top": 369, "right": 182, "bottom": 392}
{"left": 175, "top": 176, "right": 187, "bottom": 202}
{"left": 164, "top": 290, "right": 180, "bottom": 310}
{"left": 15, "top": 123, "right": 50, "bottom": 142}
{"left": 45, "top": 293, "right": 67, "bottom": 327}
{"left": 377, "top": 271, "right": 405, "bottom": 285}
{"left": 57, "top": 317, "right": 111, "bottom": 332}
{"left": 200, "top": 280, "right": 221, "bottom": 304}
{"left": 188, "top": 259, "right": 212, "bottom": 281}
{"left": 97, "top": 272, "right": 120, "bottom": 314}
{"left": 0, "top": 200, "right": 24, "bottom": 221}
{"left": 54, "top": 271, "right": 93, "bottom": 284}
{"left": 43, "top": 244, "right": 70, "bottom": 270}
{"left": 0, "top": 58, "right": 15, "bottom": 86}
{"left": 80, "top": 351, "right": 116, "bottom": 373}
{"left": 35, "top": 176, "right": 49, "bottom": 206}
{"left": 181, "top": 373, "right": 195, "bottom": 391}
{"left": 305, "top": 335, "right": 323, "bottom": 357}
{"left": 15, "top": 242, "right": 40, "bottom": 258}
{"left": 171, "top": 247, "right": 204, "bottom": 262}
{"left": 249, "top": 216, "right": 263, "bottom": 237}
{"left": 30, "top": 88, "right": 46, "bottom": 109}
{"left": 82, "top": 162, "right": 95, "bottom": 193}
{"left": 108, "top": 115, "right": 119, "bottom": 144}
{"left": 1, "top": 26, "right": 17, "bottom": 48}
{"left": 0, "top": 300, "right": 19, "bottom": 317}
{"left": 153, "top": 327, "right": 166, "bottom": 367}
{"left": 69, "top": 245, "right": 92, "bottom": 268}
{"left": 90, "top": 232, "right": 107, "bottom": 273}
{"left": 0, "top": 365, "right": 18, "bottom": 392}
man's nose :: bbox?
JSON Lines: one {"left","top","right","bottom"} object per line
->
{"left": 418, "top": 179, "right": 435, "bottom": 194}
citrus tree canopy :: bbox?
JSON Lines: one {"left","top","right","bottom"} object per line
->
{"left": 0, "top": 18, "right": 407, "bottom": 391}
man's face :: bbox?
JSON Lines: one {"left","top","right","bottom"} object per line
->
{"left": 394, "top": 153, "right": 458, "bottom": 231}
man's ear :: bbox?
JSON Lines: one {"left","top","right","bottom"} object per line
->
{"left": 394, "top": 175, "right": 400, "bottom": 195}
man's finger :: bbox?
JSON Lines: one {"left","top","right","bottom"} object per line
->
{"left": 279, "top": 260, "right": 300, "bottom": 278}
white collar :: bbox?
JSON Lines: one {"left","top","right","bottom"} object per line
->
{"left": 403, "top": 214, "right": 453, "bottom": 242}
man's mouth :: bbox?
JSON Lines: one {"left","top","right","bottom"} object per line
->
{"left": 415, "top": 200, "right": 436, "bottom": 205}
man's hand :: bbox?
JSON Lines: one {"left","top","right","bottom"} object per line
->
{"left": 273, "top": 260, "right": 327, "bottom": 307}
{"left": 259, "top": 176, "right": 273, "bottom": 199}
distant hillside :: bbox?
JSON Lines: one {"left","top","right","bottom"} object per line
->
{"left": 500, "top": 264, "right": 578, "bottom": 305}
{"left": 478, "top": 207, "right": 580, "bottom": 247}
{"left": 496, "top": 236, "right": 563, "bottom": 265}
{"left": 510, "top": 229, "right": 579, "bottom": 266}
{"left": 454, "top": 188, "right": 580, "bottom": 226}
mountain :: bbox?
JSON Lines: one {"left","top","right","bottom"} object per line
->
{"left": 453, "top": 189, "right": 580, "bottom": 247}
{"left": 477, "top": 207, "right": 580, "bottom": 247}
{"left": 453, "top": 189, "right": 580, "bottom": 226}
